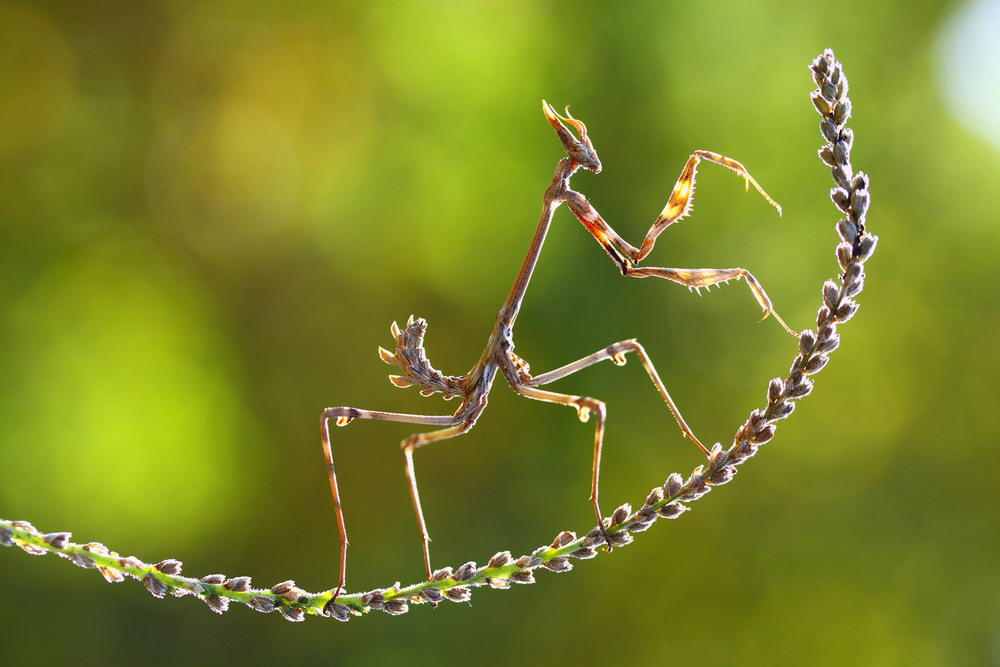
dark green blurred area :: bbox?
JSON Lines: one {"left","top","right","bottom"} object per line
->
{"left": 2, "top": 0, "right": 998, "bottom": 664}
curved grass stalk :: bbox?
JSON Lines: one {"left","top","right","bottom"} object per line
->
{"left": 0, "top": 49, "right": 875, "bottom": 622}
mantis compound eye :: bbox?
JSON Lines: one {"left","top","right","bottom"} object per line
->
{"left": 542, "top": 100, "right": 602, "bottom": 173}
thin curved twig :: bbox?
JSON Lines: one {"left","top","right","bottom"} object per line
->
{"left": 0, "top": 49, "right": 875, "bottom": 622}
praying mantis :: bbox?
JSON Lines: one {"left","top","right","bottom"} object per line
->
{"left": 321, "top": 101, "right": 796, "bottom": 598}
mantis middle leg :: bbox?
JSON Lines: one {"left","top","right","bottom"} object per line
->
{"left": 510, "top": 338, "right": 706, "bottom": 549}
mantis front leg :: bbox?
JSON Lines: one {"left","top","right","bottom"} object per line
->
{"left": 561, "top": 155, "right": 797, "bottom": 336}
{"left": 544, "top": 106, "right": 796, "bottom": 336}
{"left": 562, "top": 171, "right": 796, "bottom": 336}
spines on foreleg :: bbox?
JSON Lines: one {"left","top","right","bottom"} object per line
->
{"left": 378, "top": 316, "right": 468, "bottom": 400}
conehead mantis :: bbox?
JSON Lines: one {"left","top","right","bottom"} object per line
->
{"left": 321, "top": 101, "right": 796, "bottom": 599}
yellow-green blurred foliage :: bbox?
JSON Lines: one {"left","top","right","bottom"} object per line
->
{"left": 1, "top": 1, "right": 997, "bottom": 664}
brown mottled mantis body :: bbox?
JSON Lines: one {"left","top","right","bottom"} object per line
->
{"left": 321, "top": 102, "right": 796, "bottom": 598}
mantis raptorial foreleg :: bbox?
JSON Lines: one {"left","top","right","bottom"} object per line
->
{"left": 547, "top": 111, "right": 797, "bottom": 337}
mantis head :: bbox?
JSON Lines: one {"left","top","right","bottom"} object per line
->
{"left": 542, "top": 101, "right": 602, "bottom": 174}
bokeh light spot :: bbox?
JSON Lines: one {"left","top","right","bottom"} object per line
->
{"left": 937, "top": 0, "right": 1000, "bottom": 151}
{"left": 0, "top": 243, "right": 247, "bottom": 544}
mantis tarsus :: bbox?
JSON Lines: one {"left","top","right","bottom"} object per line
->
{"left": 321, "top": 101, "right": 796, "bottom": 598}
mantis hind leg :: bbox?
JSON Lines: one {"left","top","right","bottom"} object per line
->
{"left": 320, "top": 407, "right": 463, "bottom": 600}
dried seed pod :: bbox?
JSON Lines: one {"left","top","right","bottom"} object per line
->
{"left": 680, "top": 472, "right": 710, "bottom": 502}
{"left": 417, "top": 587, "right": 443, "bottom": 603}
{"left": 787, "top": 377, "right": 814, "bottom": 399}
{"left": 66, "top": 552, "right": 96, "bottom": 569}
{"left": 43, "top": 532, "right": 71, "bottom": 549}
{"left": 542, "top": 557, "right": 572, "bottom": 573}
{"left": 831, "top": 164, "right": 852, "bottom": 190}
{"left": 849, "top": 188, "right": 869, "bottom": 220}
{"left": 223, "top": 577, "right": 252, "bottom": 592}
{"left": 821, "top": 117, "right": 839, "bottom": 143}
{"left": 656, "top": 503, "right": 687, "bottom": 519}
{"left": 844, "top": 273, "right": 865, "bottom": 298}
{"left": 750, "top": 425, "right": 775, "bottom": 445}
{"left": 635, "top": 505, "right": 657, "bottom": 523}
{"left": 664, "top": 473, "right": 684, "bottom": 498}
{"left": 488, "top": 552, "right": 512, "bottom": 569}
{"left": 627, "top": 519, "right": 655, "bottom": 534}
{"left": 830, "top": 187, "right": 850, "bottom": 212}
{"left": 856, "top": 234, "right": 878, "bottom": 261}
{"left": 832, "top": 98, "right": 852, "bottom": 124}
{"left": 570, "top": 547, "right": 598, "bottom": 560}
{"left": 98, "top": 565, "right": 124, "bottom": 584}
{"left": 733, "top": 439, "right": 759, "bottom": 461}
{"left": 443, "top": 586, "right": 472, "bottom": 602}
{"left": 361, "top": 590, "right": 385, "bottom": 610}
{"left": 203, "top": 595, "right": 229, "bottom": 614}
{"left": 607, "top": 531, "right": 633, "bottom": 548}
{"left": 454, "top": 562, "right": 477, "bottom": 582}
{"left": 803, "top": 354, "right": 830, "bottom": 375}
{"left": 817, "top": 333, "right": 841, "bottom": 354}
{"left": 836, "top": 243, "right": 854, "bottom": 274}
{"left": 818, "top": 145, "right": 836, "bottom": 167}
{"left": 770, "top": 401, "right": 796, "bottom": 420}
{"left": 833, "top": 139, "right": 851, "bottom": 165}
{"left": 143, "top": 574, "right": 168, "bottom": 599}
{"left": 811, "top": 91, "right": 833, "bottom": 115}
{"left": 835, "top": 299, "right": 859, "bottom": 322}
{"left": 837, "top": 219, "right": 859, "bottom": 244}
{"left": 511, "top": 570, "right": 536, "bottom": 584}
{"left": 610, "top": 504, "right": 632, "bottom": 526}
{"left": 17, "top": 540, "right": 47, "bottom": 556}
{"left": 581, "top": 527, "right": 607, "bottom": 548}
{"left": 798, "top": 330, "right": 818, "bottom": 355}
{"left": 279, "top": 607, "right": 305, "bottom": 622}
{"left": 324, "top": 600, "right": 351, "bottom": 622}
{"left": 816, "top": 305, "right": 832, "bottom": 328}
{"left": 383, "top": 598, "right": 409, "bottom": 616}
{"left": 767, "top": 378, "right": 785, "bottom": 404}
{"left": 822, "top": 280, "right": 841, "bottom": 309}
{"left": 270, "top": 580, "right": 296, "bottom": 595}
{"left": 117, "top": 556, "right": 144, "bottom": 571}
{"left": 851, "top": 171, "right": 870, "bottom": 192}
{"left": 551, "top": 531, "right": 576, "bottom": 548}
{"left": 707, "top": 466, "right": 737, "bottom": 486}
{"left": 709, "top": 444, "right": 729, "bottom": 468}
{"left": 822, "top": 79, "right": 838, "bottom": 101}
{"left": 156, "top": 559, "right": 182, "bottom": 575}
{"left": 249, "top": 596, "right": 275, "bottom": 613}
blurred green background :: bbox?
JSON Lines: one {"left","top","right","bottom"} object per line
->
{"left": 2, "top": 0, "right": 998, "bottom": 664}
